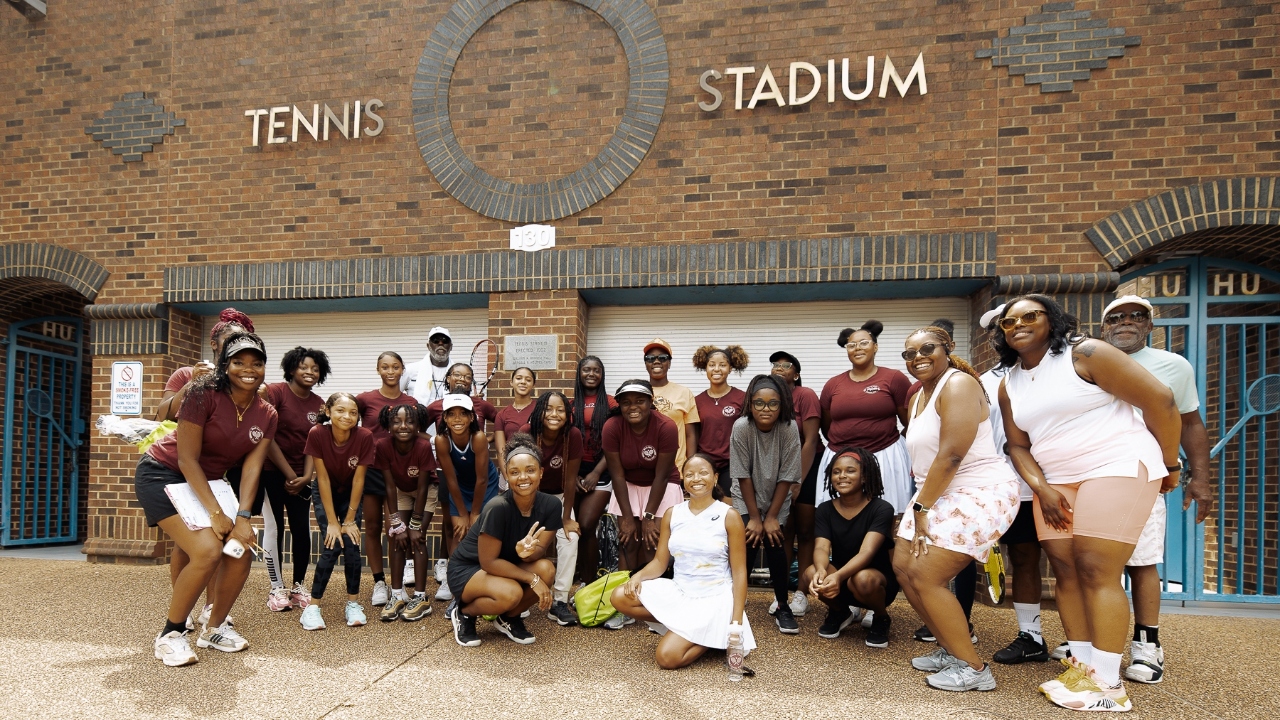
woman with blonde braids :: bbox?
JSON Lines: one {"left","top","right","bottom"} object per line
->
{"left": 892, "top": 325, "right": 1020, "bottom": 693}
{"left": 692, "top": 345, "right": 750, "bottom": 494}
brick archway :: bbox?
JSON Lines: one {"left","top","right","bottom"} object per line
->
{"left": 1084, "top": 177, "right": 1280, "bottom": 270}
{"left": 0, "top": 243, "right": 109, "bottom": 302}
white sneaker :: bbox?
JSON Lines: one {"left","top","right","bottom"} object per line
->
{"left": 300, "top": 604, "right": 325, "bottom": 631}
{"left": 861, "top": 609, "right": 875, "bottom": 629}
{"left": 603, "top": 613, "right": 634, "bottom": 630}
{"left": 191, "top": 604, "right": 231, "bottom": 630}
{"left": 435, "top": 581, "right": 454, "bottom": 601}
{"left": 345, "top": 601, "right": 367, "bottom": 627}
{"left": 404, "top": 559, "right": 416, "bottom": 586}
{"left": 196, "top": 620, "right": 248, "bottom": 653}
{"left": 790, "top": 590, "right": 809, "bottom": 617}
{"left": 1124, "top": 640, "right": 1165, "bottom": 684}
{"left": 434, "top": 558, "right": 448, "bottom": 584}
{"left": 154, "top": 630, "right": 198, "bottom": 667}
{"left": 849, "top": 606, "right": 867, "bottom": 626}
{"left": 371, "top": 580, "right": 390, "bottom": 607}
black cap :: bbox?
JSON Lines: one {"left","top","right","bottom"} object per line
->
{"left": 223, "top": 335, "right": 266, "bottom": 360}
{"left": 769, "top": 351, "right": 801, "bottom": 374}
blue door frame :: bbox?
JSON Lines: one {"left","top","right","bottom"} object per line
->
{"left": 1121, "top": 257, "right": 1280, "bottom": 603}
{"left": 1, "top": 316, "right": 85, "bottom": 546}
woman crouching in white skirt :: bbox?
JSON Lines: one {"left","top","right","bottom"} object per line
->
{"left": 611, "top": 453, "right": 756, "bottom": 670}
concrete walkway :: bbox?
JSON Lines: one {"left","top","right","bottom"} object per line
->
{"left": 2, "top": 557, "right": 1272, "bottom": 719}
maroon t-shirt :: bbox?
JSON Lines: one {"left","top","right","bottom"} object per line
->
{"left": 694, "top": 387, "right": 747, "bottom": 466}
{"left": 494, "top": 402, "right": 536, "bottom": 439}
{"left": 792, "top": 385, "right": 821, "bottom": 424}
{"left": 601, "top": 412, "right": 681, "bottom": 486}
{"left": 304, "top": 424, "right": 377, "bottom": 495}
{"left": 575, "top": 393, "right": 617, "bottom": 464}
{"left": 820, "top": 367, "right": 911, "bottom": 453}
{"left": 517, "top": 424, "right": 584, "bottom": 493}
{"left": 375, "top": 435, "right": 438, "bottom": 493}
{"left": 356, "top": 389, "right": 410, "bottom": 443}
{"left": 147, "top": 388, "right": 278, "bottom": 479}
{"left": 265, "top": 382, "right": 324, "bottom": 474}
{"left": 426, "top": 396, "right": 498, "bottom": 433}
{"left": 164, "top": 366, "right": 194, "bottom": 393}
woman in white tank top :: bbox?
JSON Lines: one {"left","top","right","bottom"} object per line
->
{"left": 892, "top": 326, "right": 1020, "bottom": 694}
{"left": 994, "top": 295, "right": 1180, "bottom": 713}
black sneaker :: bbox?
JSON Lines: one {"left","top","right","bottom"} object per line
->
{"left": 865, "top": 612, "right": 891, "bottom": 648}
{"left": 547, "top": 600, "right": 579, "bottom": 627}
{"left": 775, "top": 606, "right": 800, "bottom": 635}
{"left": 493, "top": 614, "right": 536, "bottom": 644}
{"left": 914, "top": 624, "right": 935, "bottom": 642}
{"left": 817, "top": 605, "right": 855, "bottom": 639}
{"left": 992, "top": 631, "right": 1049, "bottom": 664}
{"left": 451, "top": 605, "right": 481, "bottom": 647}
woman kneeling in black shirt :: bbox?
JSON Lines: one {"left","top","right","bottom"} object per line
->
{"left": 800, "top": 447, "right": 898, "bottom": 647}
{"left": 447, "top": 433, "right": 562, "bottom": 647}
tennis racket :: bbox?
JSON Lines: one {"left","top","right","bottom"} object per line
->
{"left": 985, "top": 544, "right": 1006, "bottom": 604}
{"left": 470, "top": 339, "right": 499, "bottom": 397}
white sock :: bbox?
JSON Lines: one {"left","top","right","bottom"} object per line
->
{"left": 393, "top": 588, "right": 407, "bottom": 601}
{"left": 1092, "top": 649, "right": 1123, "bottom": 687}
{"left": 1013, "top": 602, "right": 1043, "bottom": 642}
{"left": 414, "top": 591, "right": 426, "bottom": 599}
{"left": 1067, "top": 640, "right": 1093, "bottom": 667}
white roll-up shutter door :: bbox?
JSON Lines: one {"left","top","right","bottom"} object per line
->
{"left": 586, "top": 298, "right": 971, "bottom": 394}
{"left": 202, "top": 308, "right": 490, "bottom": 397}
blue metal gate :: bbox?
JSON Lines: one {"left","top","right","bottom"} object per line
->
{"left": 1, "top": 316, "right": 85, "bottom": 546}
{"left": 1121, "top": 257, "right": 1280, "bottom": 603}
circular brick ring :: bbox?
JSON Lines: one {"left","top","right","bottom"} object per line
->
{"left": 412, "top": 0, "right": 669, "bottom": 223}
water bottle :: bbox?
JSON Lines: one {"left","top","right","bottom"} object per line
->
{"left": 727, "top": 623, "right": 745, "bottom": 682}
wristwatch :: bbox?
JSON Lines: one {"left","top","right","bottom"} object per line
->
{"left": 912, "top": 501, "right": 930, "bottom": 514}
{"left": 1165, "top": 458, "right": 1183, "bottom": 473}
{"left": 235, "top": 510, "right": 252, "bottom": 520}
{"left": 642, "top": 511, "right": 657, "bottom": 521}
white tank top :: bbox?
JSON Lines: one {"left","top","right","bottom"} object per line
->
{"left": 1005, "top": 345, "right": 1166, "bottom": 485}
{"left": 905, "top": 368, "right": 1018, "bottom": 489}
{"left": 668, "top": 500, "right": 733, "bottom": 598}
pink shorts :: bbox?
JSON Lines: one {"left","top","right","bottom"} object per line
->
{"left": 607, "top": 481, "right": 684, "bottom": 519}
{"left": 1032, "top": 465, "right": 1160, "bottom": 545}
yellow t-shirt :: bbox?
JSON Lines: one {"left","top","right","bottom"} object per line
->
{"left": 651, "top": 382, "right": 700, "bottom": 470}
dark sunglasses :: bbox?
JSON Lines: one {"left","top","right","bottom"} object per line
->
{"left": 1104, "top": 310, "right": 1150, "bottom": 325}
{"left": 998, "top": 310, "right": 1047, "bottom": 331}
{"left": 644, "top": 354, "right": 671, "bottom": 363}
{"left": 901, "top": 343, "right": 944, "bottom": 361}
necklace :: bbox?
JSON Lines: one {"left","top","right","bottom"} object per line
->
{"left": 229, "top": 392, "right": 252, "bottom": 425}
{"left": 707, "top": 385, "right": 731, "bottom": 406}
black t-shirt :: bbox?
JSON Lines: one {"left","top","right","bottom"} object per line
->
{"left": 814, "top": 497, "right": 895, "bottom": 577}
{"left": 451, "top": 491, "right": 564, "bottom": 571}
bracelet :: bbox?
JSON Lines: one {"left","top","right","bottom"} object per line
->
{"left": 410, "top": 513, "right": 423, "bottom": 522}
{"left": 341, "top": 520, "right": 357, "bottom": 527}
{"left": 528, "top": 574, "right": 541, "bottom": 588}
{"left": 209, "top": 508, "right": 223, "bottom": 517}
{"left": 408, "top": 519, "right": 423, "bottom": 530}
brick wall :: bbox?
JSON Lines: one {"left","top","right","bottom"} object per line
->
{"left": 1, "top": 0, "right": 1276, "bottom": 306}
{"left": 486, "top": 290, "right": 589, "bottom": 405}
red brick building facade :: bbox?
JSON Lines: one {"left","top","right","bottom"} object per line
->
{"left": 1, "top": 0, "right": 1276, "bottom": 588}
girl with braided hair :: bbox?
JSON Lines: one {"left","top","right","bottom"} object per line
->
{"left": 800, "top": 447, "right": 898, "bottom": 646}
{"left": 375, "top": 402, "right": 438, "bottom": 623}
{"left": 892, "top": 326, "right": 1020, "bottom": 693}
{"left": 570, "top": 356, "right": 616, "bottom": 579}
{"left": 517, "top": 390, "right": 584, "bottom": 625}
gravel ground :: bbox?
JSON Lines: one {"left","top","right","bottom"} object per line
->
{"left": 2, "top": 557, "right": 1273, "bottom": 720}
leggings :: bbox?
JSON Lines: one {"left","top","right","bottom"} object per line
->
{"left": 262, "top": 469, "right": 313, "bottom": 588}
{"left": 311, "top": 488, "right": 363, "bottom": 600}
{"left": 955, "top": 562, "right": 977, "bottom": 621}
{"left": 742, "top": 514, "right": 790, "bottom": 608}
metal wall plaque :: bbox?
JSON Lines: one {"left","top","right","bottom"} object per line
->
{"left": 504, "top": 335, "right": 558, "bottom": 371}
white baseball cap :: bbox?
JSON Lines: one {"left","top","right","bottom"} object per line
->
{"left": 428, "top": 326, "right": 452, "bottom": 341}
{"left": 979, "top": 303, "right": 1007, "bottom": 330}
{"left": 442, "top": 394, "right": 473, "bottom": 412}
{"left": 1103, "top": 295, "right": 1154, "bottom": 318}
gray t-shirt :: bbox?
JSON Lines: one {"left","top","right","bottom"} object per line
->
{"left": 728, "top": 417, "right": 801, "bottom": 524}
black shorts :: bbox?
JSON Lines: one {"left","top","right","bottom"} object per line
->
{"left": 134, "top": 455, "right": 186, "bottom": 527}
{"left": 834, "top": 566, "right": 900, "bottom": 608}
{"left": 1001, "top": 500, "right": 1039, "bottom": 546}
{"left": 224, "top": 466, "right": 266, "bottom": 516}
{"left": 363, "top": 467, "right": 387, "bottom": 497}
{"left": 448, "top": 560, "right": 481, "bottom": 599}
{"left": 797, "top": 452, "right": 822, "bottom": 506}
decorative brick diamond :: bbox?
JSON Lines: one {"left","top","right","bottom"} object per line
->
{"left": 84, "top": 92, "right": 185, "bottom": 162}
{"left": 975, "top": 2, "right": 1140, "bottom": 93}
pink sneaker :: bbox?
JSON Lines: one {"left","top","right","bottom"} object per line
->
{"left": 290, "top": 582, "right": 312, "bottom": 609}
{"left": 267, "top": 586, "right": 292, "bottom": 612}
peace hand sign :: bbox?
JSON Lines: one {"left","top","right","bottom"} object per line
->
{"left": 516, "top": 521, "right": 542, "bottom": 560}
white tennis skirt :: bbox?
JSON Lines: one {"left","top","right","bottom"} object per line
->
{"left": 638, "top": 579, "right": 757, "bottom": 653}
